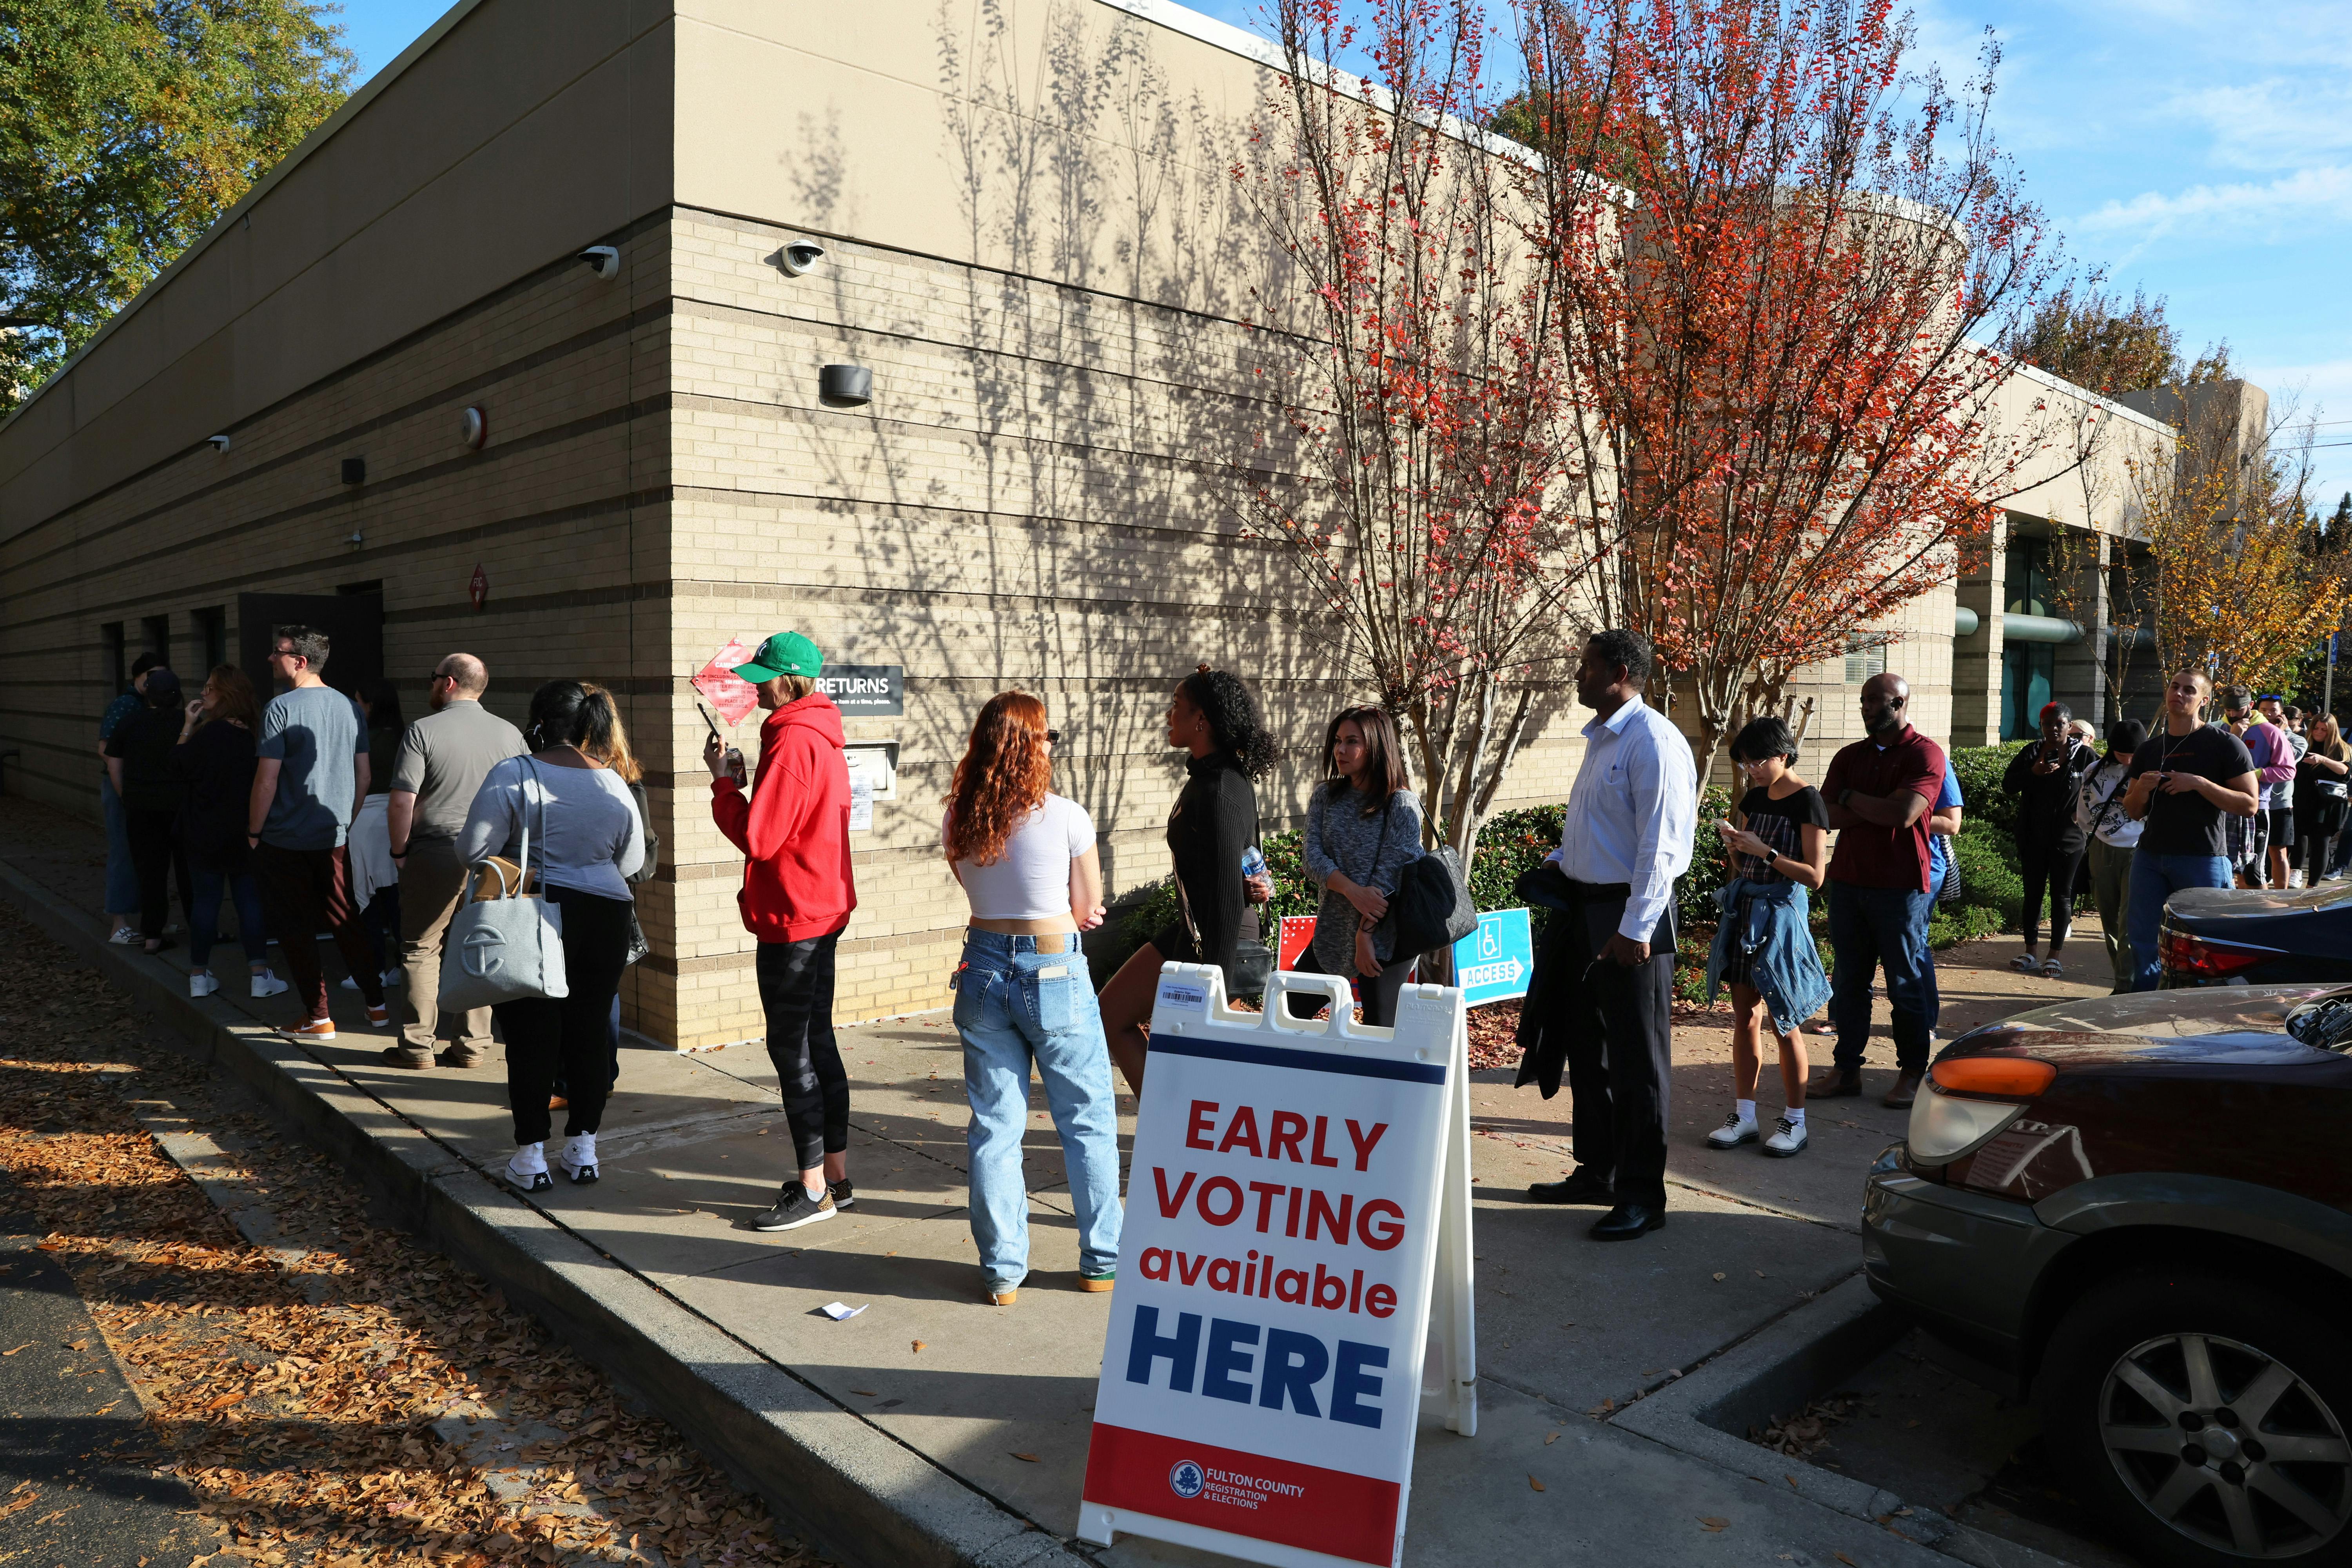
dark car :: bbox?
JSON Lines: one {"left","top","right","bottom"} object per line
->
{"left": 2161, "top": 884, "right": 2352, "bottom": 987}
{"left": 1863, "top": 985, "right": 2352, "bottom": 1568}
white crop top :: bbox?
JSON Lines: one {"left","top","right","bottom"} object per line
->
{"left": 946, "top": 794, "right": 1095, "bottom": 919}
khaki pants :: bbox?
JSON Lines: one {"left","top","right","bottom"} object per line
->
{"left": 399, "top": 840, "right": 492, "bottom": 1054}
{"left": 2087, "top": 838, "right": 2134, "bottom": 995}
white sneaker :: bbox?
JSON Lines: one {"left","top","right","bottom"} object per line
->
{"left": 1764, "top": 1116, "right": 1809, "bottom": 1157}
{"left": 189, "top": 972, "right": 218, "bottom": 998}
{"left": 506, "top": 1143, "right": 553, "bottom": 1194}
{"left": 1706, "top": 1109, "right": 1758, "bottom": 1149}
{"left": 250, "top": 969, "right": 288, "bottom": 999}
{"left": 558, "top": 1133, "right": 599, "bottom": 1185}
{"left": 108, "top": 926, "right": 141, "bottom": 945}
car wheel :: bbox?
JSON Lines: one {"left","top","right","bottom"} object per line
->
{"left": 2040, "top": 1271, "right": 2352, "bottom": 1566}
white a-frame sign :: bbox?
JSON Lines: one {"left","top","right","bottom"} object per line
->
{"left": 1078, "top": 965, "right": 1478, "bottom": 1568}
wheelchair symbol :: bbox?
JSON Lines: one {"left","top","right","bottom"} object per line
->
{"left": 1477, "top": 916, "right": 1501, "bottom": 960}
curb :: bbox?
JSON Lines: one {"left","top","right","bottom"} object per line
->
{"left": 1612, "top": 1277, "right": 2069, "bottom": 1568}
{"left": 0, "top": 857, "right": 1091, "bottom": 1568}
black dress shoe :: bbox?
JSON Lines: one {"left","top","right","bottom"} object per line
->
{"left": 1528, "top": 1169, "right": 1617, "bottom": 1206}
{"left": 1591, "top": 1203, "right": 1666, "bottom": 1240}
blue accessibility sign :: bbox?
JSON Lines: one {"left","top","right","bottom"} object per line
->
{"left": 1451, "top": 907, "right": 1533, "bottom": 1007}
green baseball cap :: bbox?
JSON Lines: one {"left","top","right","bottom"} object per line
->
{"left": 732, "top": 631, "right": 823, "bottom": 682}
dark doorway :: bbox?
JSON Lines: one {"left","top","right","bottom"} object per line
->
{"left": 194, "top": 606, "right": 227, "bottom": 675}
{"left": 238, "top": 592, "right": 382, "bottom": 699}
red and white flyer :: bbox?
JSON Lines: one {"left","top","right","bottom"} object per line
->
{"left": 691, "top": 639, "right": 761, "bottom": 726}
{"left": 1078, "top": 966, "right": 1472, "bottom": 1568}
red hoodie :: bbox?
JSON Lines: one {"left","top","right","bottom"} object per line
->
{"left": 711, "top": 694, "right": 857, "bottom": 942}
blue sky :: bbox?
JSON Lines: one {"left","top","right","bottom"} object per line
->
{"left": 332, "top": 0, "right": 2352, "bottom": 506}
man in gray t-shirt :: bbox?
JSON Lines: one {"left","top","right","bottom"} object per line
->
{"left": 383, "top": 652, "right": 527, "bottom": 1068}
{"left": 247, "top": 626, "right": 386, "bottom": 1035}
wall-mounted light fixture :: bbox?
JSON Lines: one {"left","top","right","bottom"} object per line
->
{"left": 460, "top": 406, "right": 488, "bottom": 449}
{"left": 347, "top": 529, "right": 365, "bottom": 548}
{"left": 206, "top": 434, "right": 231, "bottom": 453}
{"left": 577, "top": 245, "right": 620, "bottom": 280}
{"left": 341, "top": 457, "right": 365, "bottom": 485}
{"left": 819, "top": 364, "right": 871, "bottom": 408}
{"left": 780, "top": 241, "right": 826, "bottom": 276}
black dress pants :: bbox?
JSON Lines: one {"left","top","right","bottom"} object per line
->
{"left": 495, "top": 886, "right": 631, "bottom": 1147}
{"left": 124, "top": 807, "right": 191, "bottom": 942}
{"left": 758, "top": 931, "right": 850, "bottom": 1170}
{"left": 2019, "top": 834, "right": 2086, "bottom": 949}
{"left": 1517, "top": 894, "right": 1675, "bottom": 1209}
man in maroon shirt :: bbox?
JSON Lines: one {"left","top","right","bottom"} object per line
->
{"left": 1808, "top": 673, "right": 1947, "bottom": 1108}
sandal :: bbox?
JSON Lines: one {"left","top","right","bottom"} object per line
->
{"left": 2010, "top": 952, "right": 2039, "bottom": 972}
{"left": 2041, "top": 956, "right": 2065, "bottom": 979}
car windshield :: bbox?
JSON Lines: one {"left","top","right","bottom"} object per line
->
{"left": 2284, "top": 994, "right": 2352, "bottom": 1053}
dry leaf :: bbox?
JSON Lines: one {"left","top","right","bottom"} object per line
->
{"left": 1528, "top": 1476, "right": 1545, "bottom": 1492}
{"left": 1835, "top": 1555, "right": 1858, "bottom": 1566}
{"left": 1700, "top": 1517, "right": 1730, "bottom": 1532}
{"left": 0, "top": 1344, "right": 31, "bottom": 1357}
{"left": 911, "top": 1340, "right": 926, "bottom": 1354}
{"left": 1712, "top": 1272, "right": 1727, "bottom": 1282}
{"left": 852, "top": 1389, "right": 878, "bottom": 1397}
{"left": 1544, "top": 1432, "right": 1559, "bottom": 1445}
{"left": 1013, "top": 1453, "right": 1040, "bottom": 1463}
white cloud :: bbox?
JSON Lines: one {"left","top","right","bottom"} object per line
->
{"left": 2076, "top": 166, "right": 2352, "bottom": 237}
{"left": 2169, "top": 79, "right": 2352, "bottom": 170}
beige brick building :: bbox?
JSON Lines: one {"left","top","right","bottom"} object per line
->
{"left": 0, "top": 0, "right": 2187, "bottom": 1044}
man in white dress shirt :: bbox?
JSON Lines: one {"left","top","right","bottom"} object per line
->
{"left": 1514, "top": 629, "right": 1698, "bottom": 1240}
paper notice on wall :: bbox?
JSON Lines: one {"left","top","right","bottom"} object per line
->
{"left": 848, "top": 769, "right": 875, "bottom": 833}
{"left": 693, "top": 639, "right": 761, "bottom": 726}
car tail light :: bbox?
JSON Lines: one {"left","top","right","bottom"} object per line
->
{"left": 1908, "top": 1056, "right": 2054, "bottom": 1164}
{"left": 2161, "top": 928, "right": 2270, "bottom": 980}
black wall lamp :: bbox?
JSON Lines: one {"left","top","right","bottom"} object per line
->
{"left": 819, "top": 364, "right": 871, "bottom": 408}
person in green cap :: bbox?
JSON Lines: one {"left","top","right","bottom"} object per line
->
{"left": 707, "top": 631, "right": 859, "bottom": 1232}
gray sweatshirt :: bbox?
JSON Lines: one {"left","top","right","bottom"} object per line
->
{"left": 1303, "top": 785, "right": 1424, "bottom": 965}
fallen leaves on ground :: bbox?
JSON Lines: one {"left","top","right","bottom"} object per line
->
{"left": 1699, "top": 1516, "right": 1729, "bottom": 1532}
{"left": 0, "top": 899, "right": 826, "bottom": 1568}
{"left": 1750, "top": 1393, "right": 1863, "bottom": 1459}
{"left": 1527, "top": 1475, "right": 1544, "bottom": 1492}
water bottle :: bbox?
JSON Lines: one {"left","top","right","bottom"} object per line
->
{"left": 1240, "top": 845, "right": 1268, "bottom": 880}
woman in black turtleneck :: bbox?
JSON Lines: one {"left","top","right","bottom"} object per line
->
{"left": 1097, "top": 667, "right": 1276, "bottom": 1093}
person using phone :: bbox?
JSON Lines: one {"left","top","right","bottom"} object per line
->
{"left": 2121, "top": 671, "right": 2259, "bottom": 989}
{"left": 1701, "top": 717, "right": 1830, "bottom": 1158}
{"left": 2000, "top": 701, "right": 2096, "bottom": 979}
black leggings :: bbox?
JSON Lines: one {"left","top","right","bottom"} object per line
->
{"left": 1284, "top": 942, "right": 1415, "bottom": 1027}
{"left": 124, "top": 807, "right": 191, "bottom": 942}
{"left": 2020, "top": 835, "right": 2086, "bottom": 950}
{"left": 758, "top": 931, "right": 849, "bottom": 1170}
{"left": 495, "top": 886, "right": 632, "bottom": 1146}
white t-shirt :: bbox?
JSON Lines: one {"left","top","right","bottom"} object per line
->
{"left": 946, "top": 794, "right": 1095, "bottom": 920}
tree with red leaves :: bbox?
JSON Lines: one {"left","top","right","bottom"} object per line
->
{"left": 1511, "top": 0, "right": 2097, "bottom": 773}
{"left": 1229, "top": 0, "right": 1611, "bottom": 866}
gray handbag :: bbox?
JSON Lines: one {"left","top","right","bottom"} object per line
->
{"left": 438, "top": 761, "right": 568, "bottom": 1011}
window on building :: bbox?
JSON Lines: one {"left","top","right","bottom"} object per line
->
{"left": 194, "top": 606, "right": 227, "bottom": 673}
{"left": 2002, "top": 535, "right": 2054, "bottom": 739}
{"left": 102, "top": 622, "right": 125, "bottom": 697}
{"left": 1844, "top": 639, "right": 1887, "bottom": 685}
{"left": 140, "top": 613, "right": 170, "bottom": 670}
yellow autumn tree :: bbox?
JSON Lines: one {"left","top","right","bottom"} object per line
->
{"left": 2123, "top": 404, "right": 2350, "bottom": 696}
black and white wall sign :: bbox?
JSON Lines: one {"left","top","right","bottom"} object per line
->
{"left": 818, "top": 664, "right": 904, "bottom": 717}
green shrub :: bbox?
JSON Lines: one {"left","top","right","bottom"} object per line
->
{"left": 1948, "top": 742, "right": 2028, "bottom": 839}
{"left": 1949, "top": 820, "right": 2024, "bottom": 929}
{"left": 1927, "top": 904, "right": 2003, "bottom": 949}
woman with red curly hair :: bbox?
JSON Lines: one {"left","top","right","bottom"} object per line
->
{"left": 944, "top": 692, "right": 1120, "bottom": 1307}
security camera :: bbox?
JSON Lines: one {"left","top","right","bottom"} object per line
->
{"left": 577, "top": 245, "right": 620, "bottom": 280}
{"left": 206, "top": 434, "right": 231, "bottom": 453}
{"left": 780, "top": 241, "right": 826, "bottom": 277}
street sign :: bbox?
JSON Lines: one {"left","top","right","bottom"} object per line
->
{"left": 1078, "top": 966, "right": 1476, "bottom": 1568}
{"left": 817, "top": 663, "right": 903, "bottom": 717}
{"left": 1449, "top": 909, "right": 1532, "bottom": 1007}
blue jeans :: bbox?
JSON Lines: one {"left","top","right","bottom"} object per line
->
{"left": 190, "top": 868, "right": 268, "bottom": 969}
{"left": 952, "top": 931, "right": 1122, "bottom": 1291}
{"left": 2128, "top": 852, "right": 2230, "bottom": 991}
{"left": 1829, "top": 883, "right": 1935, "bottom": 1072}
{"left": 101, "top": 778, "right": 139, "bottom": 916}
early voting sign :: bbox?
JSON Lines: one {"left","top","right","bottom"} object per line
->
{"left": 1449, "top": 908, "right": 1533, "bottom": 1008}
{"left": 1079, "top": 965, "right": 1476, "bottom": 1568}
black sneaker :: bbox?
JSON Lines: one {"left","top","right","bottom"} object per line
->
{"left": 828, "top": 1178, "right": 856, "bottom": 1211}
{"left": 750, "top": 1184, "right": 837, "bottom": 1232}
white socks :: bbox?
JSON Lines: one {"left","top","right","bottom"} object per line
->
{"left": 1735, "top": 1099, "right": 1756, "bottom": 1124}
{"left": 1785, "top": 1106, "right": 1807, "bottom": 1128}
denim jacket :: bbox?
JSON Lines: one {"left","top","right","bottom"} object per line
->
{"left": 1704, "top": 877, "right": 1830, "bottom": 1035}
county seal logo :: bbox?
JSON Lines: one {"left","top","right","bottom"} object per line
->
{"left": 1168, "top": 1459, "right": 1207, "bottom": 1500}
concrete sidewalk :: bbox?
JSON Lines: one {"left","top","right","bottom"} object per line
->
{"left": 0, "top": 798, "right": 2110, "bottom": 1568}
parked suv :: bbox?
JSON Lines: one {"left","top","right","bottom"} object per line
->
{"left": 1863, "top": 985, "right": 2352, "bottom": 1567}
{"left": 2161, "top": 883, "right": 2352, "bottom": 987}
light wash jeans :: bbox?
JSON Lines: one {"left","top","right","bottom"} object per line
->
{"left": 100, "top": 777, "right": 139, "bottom": 915}
{"left": 2128, "top": 851, "right": 2230, "bottom": 991}
{"left": 952, "top": 930, "right": 1123, "bottom": 1292}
